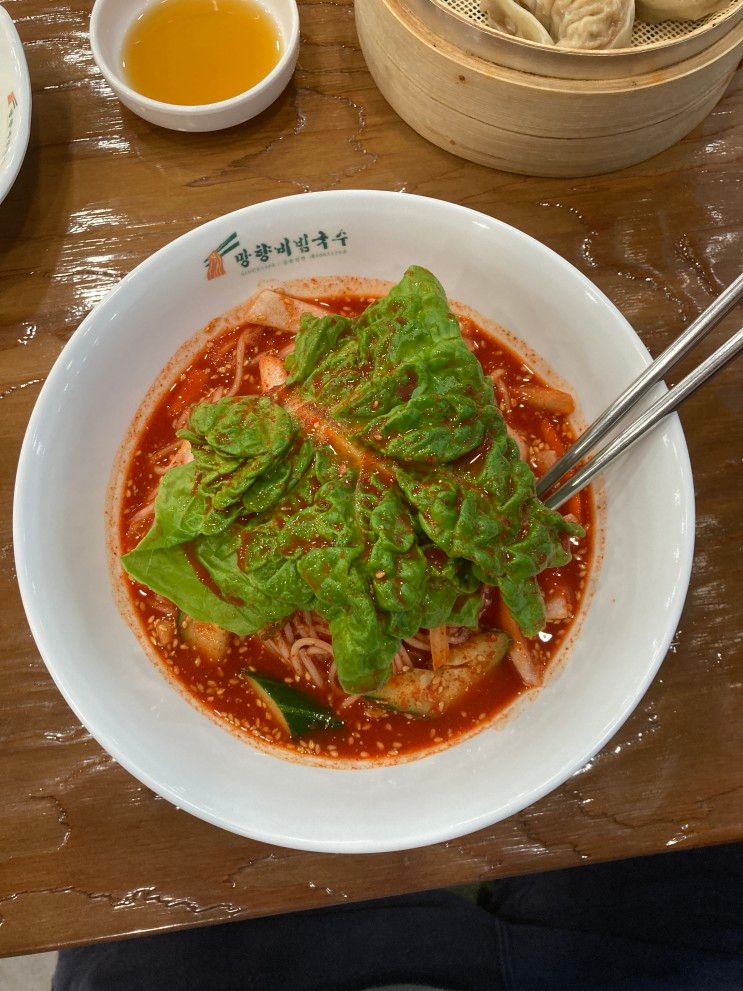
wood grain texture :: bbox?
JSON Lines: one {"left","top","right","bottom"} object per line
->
{"left": 0, "top": 0, "right": 741, "bottom": 957}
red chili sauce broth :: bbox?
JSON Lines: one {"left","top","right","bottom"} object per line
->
{"left": 120, "top": 294, "right": 594, "bottom": 764}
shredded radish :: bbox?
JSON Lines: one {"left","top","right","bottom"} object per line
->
{"left": 498, "top": 599, "right": 542, "bottom": 687}
{"left": 509, "top": 640, "right": 541, "bottom": 687}
{"left": 128, "top": 499, "right": 156, "bottom": 525}
{"left": 241, "top": 289, "right": 327, "bottom": 334}
{"left": 545, "top": 587, "right": 571, "bottom": 622}
{"left": 259, "top": 353, "right": 288, "bottom": 392}
{"left": 490, "top": 369, "right": 511, "bottom": 412}
{"left": 533, "top": 447, "right": 558, "bottom": 476}
{"left": 153, "top": 439, "right": 192, "bottom": 476}
{"left": 150, "top": 439, "right": 181, "bottom": 464}
{"left": 429, "top": 626, "right": 450, "bottom": 669}
{"left": 520, "top": 383, "right": 575, "bottom": 415}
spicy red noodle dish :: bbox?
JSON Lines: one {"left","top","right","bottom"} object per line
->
{"left": 115, "top": 267, "right": 594, "bottom": 765}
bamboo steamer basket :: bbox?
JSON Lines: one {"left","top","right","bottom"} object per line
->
{"left": 355, "top": 0, "right": 743, "bottom": 176}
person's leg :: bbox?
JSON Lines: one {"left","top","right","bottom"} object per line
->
{"left": 482, "top": 842, "right": 743, "bottom": 991}
{"left": 54, "top": 843, "right": 743, "bottom": 991}
{"left": 53, "top": 889, "right": 503, "bottom": 991}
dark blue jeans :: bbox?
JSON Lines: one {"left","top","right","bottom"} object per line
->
{"left": 54, "top": 843, "right": 743, "bottom": 991}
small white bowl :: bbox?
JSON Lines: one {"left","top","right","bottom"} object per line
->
{"left": 89, "top": 0, "right": 299, "bottom": 132}
{"left": 0, "top": 6, "right": 32, "bottom": 205}
{"left": 14, "top": 191, "right": 694, "bottom": 853}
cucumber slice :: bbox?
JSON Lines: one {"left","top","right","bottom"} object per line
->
{"left": 368, "top": 631, "right": 510, "bottom": 717}
{"left": 243, "top": 674, "right": 343, "bottom": 738}
{"left": 177, "top": 612, "right": 230, "bottom": 662}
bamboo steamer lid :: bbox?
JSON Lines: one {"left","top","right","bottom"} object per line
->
{"left": 355, "top": 0, "right": 743, "bottom": 176}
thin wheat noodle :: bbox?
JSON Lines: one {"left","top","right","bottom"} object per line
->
{"left": 304, "top": 611, "right": 320, "bottom": 638}
{"left": 290, "top": 637, "right": 334, "bottom": 659}
{"left": 392, "top": 643, "right": 413, "bottom": 673}
{"left": 264, "top": 633, "right": 290, "bottom": 660}
{"left": 300, "top": 654, "right": 324, "bottom": 689}
{"left": 403, "top": 634, "right": 431, "bottom": 651}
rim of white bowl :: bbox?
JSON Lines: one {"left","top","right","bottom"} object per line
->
{"left": 0, "top": 7, "right": 32, "bottom": 204}
{"left": 89, "top": 0, "right": 300, "bottom": 116}
{"left": 13, "top": 191, "right": 695, "bottom": 852}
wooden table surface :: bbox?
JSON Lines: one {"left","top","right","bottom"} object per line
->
{"left": 1, "top": 0, "right": 741, "bottom": 958}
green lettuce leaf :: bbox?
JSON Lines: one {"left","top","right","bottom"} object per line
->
{"left": 123, "top": 267, "right": 582, "bottom": 693}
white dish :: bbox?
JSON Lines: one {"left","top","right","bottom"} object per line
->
{"left": 90, "top": 0, "right": 299, "bottom": 132}
{"left": 0, "top": 6, "right": 31, "bottom": 206}
{"left": 14, "top": 191, "right": 694, "bottom": 853}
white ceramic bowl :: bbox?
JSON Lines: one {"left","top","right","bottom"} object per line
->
{"left": 90, "top": 0, "right": 299, "bottom": 132}
{"left": 0, "top": 6, "right": 31, "bottom": 205}
{"left": 14, "top": 191, "right": 694, "bottom": 853}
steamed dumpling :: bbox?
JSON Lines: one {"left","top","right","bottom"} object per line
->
{"left": 635, "top": 0, "right": 727, "bottom": 20}
{"left": 482, "top": 0, "right": 554, "bottom": 43}
{"left": 482, "top": 0, "right": 635, "bottom": 49}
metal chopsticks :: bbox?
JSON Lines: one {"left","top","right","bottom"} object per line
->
{"left": 537, "top": 273, "right": 743, "bottom": 511}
